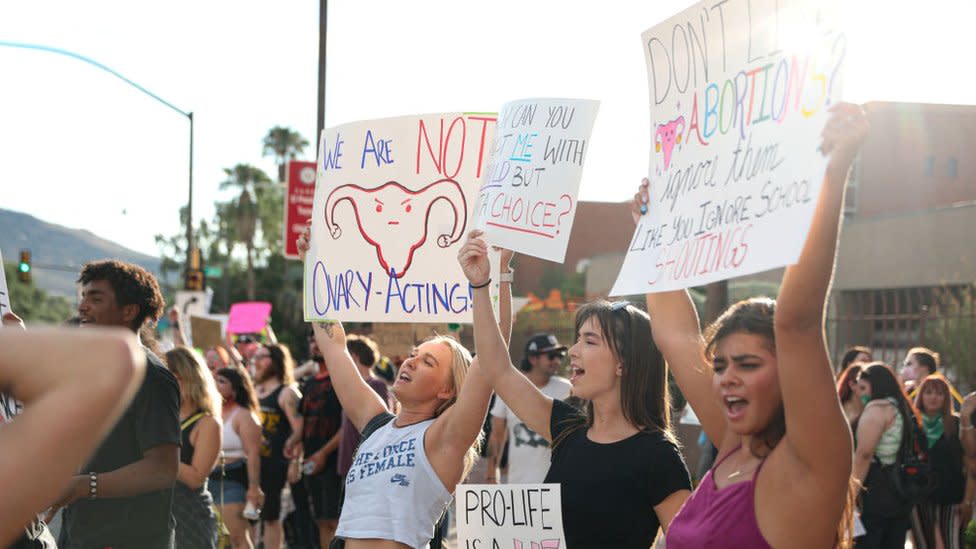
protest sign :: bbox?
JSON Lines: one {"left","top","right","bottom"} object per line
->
{"left": 227, "top": 301, "right": 272, "bottom": 334}
{"left": 474, "top": 98, "right": 599, "bottom": 263}
{"left": 175, "top": 290, "right": 208, "bottom": 318}
{"left": 190, "top": 315, "right": 224, "bottom": 350}
{"left": 0, "top": 249, "right": 10, "bottom": 325}
{"left": 456, "top": 484, "right": 565, "bottom": 549}
{"left": 285, "top": 160, "right": 318, "bottom": 259}
{"left": 304, "top": 112, "right": 497, "bottom": 323}
{"left": 612, "top": 0, "right": 845, "bottom": 295}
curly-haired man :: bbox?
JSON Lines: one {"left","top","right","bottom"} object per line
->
{"left": 57, "top": 260, "right": 181, "bottom": 549}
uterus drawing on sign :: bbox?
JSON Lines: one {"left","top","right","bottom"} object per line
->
{"left": 654, "top": 115, "right": 685, "bottom": 172}
{"left": 323, "top": 179, "right": 467, "bottom": 279}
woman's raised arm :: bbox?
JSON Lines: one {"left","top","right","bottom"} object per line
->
{"left": 634, "top": 180, "right": 728, "bottom": 447}
{"left": 460, "top": 230, "right": 555, "bottom": 442}
{"left": 298, "top": 220, "right": 388, "bottom": 432}
{"left": 775, "top": 103, "right": 868, "bottom": 470}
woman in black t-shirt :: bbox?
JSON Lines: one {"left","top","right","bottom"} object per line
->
{"left": 459, "top": 231, "right": 692, "bottom": 548}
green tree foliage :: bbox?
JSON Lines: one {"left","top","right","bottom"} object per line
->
{"left": 922, "top": 285, "right": 976, "bottom": 390}
{"left": 155, "top": 127, "right": 310, "bottom": 353}
{"left": 220, "top": 164, "right": 274, "bottom": 299}
{"left": 263, "top": 126, "right": 309, "bottom": 182}
{"left": 4, "top": 262, "right": 74, "bottom": 323}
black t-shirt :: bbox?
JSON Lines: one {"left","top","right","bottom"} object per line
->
{"left": 260, "top": 385, "right": 292, "bottom": 466}
{"left": 543, "top": 399, "right": 692, "bottom": 549}
{"left": 63, "top": 350, "right": 181, "bottom": 549}
{"left": 299, "top": 374, "right": 343, "bottom": 469}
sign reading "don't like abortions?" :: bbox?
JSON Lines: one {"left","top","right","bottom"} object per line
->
{"left": 612, "top": 0, "right": 846, "bottom": 295}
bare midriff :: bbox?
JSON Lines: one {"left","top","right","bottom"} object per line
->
{"left": 344, "top": 538, "right": 412, "bottom": 549}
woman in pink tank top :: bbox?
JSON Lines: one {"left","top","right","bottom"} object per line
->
{"left": 635, "top": 102, "right": 869, "bottom": 548}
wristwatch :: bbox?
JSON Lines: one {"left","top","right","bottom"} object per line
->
{"left": 500, "top": 270, "right": 514, "bottom": 283}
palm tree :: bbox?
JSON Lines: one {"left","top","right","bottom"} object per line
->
{"left": 262, "top": 126, "right": 309, "bottom": 182}
{"left": 220, "top": 164, "right": 272, "bottom": 300}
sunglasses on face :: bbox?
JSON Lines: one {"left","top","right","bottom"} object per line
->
{"left": 547, "top": 351, "right": 565, "bottom": 360}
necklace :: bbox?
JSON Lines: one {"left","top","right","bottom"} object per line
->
{"left": 725, "top": 455, "right": 756, "bottom": 479}
{"left": 727, "top": 468, "right": 749, "bottom": 479}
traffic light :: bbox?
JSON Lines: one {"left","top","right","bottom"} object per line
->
{"left": 17, "top": 249, "right": 31, "bottom": 283}
{"left": 184, "top": 247, "right": 205, "bottom": 290}
{"left": 185, "top": 270, "right": 204, "bottom": 291}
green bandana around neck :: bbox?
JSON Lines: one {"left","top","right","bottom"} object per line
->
{"left": 922, "top": 413, "right": 944, "bottom": 449}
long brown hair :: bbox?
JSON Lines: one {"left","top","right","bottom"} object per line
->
{"left": 217, "top": 365, "right": 260, "bottom": 412}
{"left": 705, "top": 297, "right": 854, "bottom": 548}
{"left": 556, "top": 300, "right": 674, "bottom": 446}
{"left": 166, "top": 346, "right": 221, "bottom": 417}
{"left": 705, "top": 297, "right": 782, "bottom": 457}
{"left": 914, "top": 375, "right": 957, "bottom": 436}
{"left": 261, "top": 343, "right": 296, "bottom": 386}
{"left": 836, "top": 363, "right": 864, "bottom": 404}
{"left": 857, "top": 362, "right": 923, "bottom": 436}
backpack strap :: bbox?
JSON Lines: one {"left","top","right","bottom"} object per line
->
{"left": 360, "top": 411, "right": 396, "bottom": 440}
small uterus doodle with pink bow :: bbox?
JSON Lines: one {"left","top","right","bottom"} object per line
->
{"left": 654, "top": 115, "right": 685, "bottom": 174}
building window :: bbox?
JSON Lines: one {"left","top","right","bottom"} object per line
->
{"left": 947, "top": 157, "right": 958, "bottom": 178}
{"left": 924, "top": 156, "right": 935, "bottom": 176}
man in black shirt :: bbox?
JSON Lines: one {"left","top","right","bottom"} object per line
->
{"left": 291, "top": 330, "right": 343, "bottom": 549}
{"left": 56, "top": 260, "right": 181, "bottom": 549}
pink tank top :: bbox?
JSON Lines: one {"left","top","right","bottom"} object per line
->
{"left": 666, "top": 445, "right": 772, "bottom": 548}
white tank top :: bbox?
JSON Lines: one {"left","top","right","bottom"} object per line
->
{"left": 222, "top": 407, "right": 246, "bottom": 460}
{"left": 336, "top": 417, "right": 451, "bottom": 548}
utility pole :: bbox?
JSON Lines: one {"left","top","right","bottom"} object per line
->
{"left": 317, "top": 0, "right": 328, "bottom": 151}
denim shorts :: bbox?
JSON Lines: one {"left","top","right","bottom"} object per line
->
{"left": 208, "top": 460, "right": 247, "bottom": 505}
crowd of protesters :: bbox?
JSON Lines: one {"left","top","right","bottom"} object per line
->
{"left": 2, "top": 103, "right": 976, "bottom": 549}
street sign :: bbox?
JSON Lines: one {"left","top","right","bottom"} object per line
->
{"left": 284, "top": 160, "right": 317, "bottom": 259}
{"left": 204, "top": 266, "right": 223, "bottom": 278}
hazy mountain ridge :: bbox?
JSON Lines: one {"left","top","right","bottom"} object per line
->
{"left": 1, "top": 208, "right": 161, "bottom": 297}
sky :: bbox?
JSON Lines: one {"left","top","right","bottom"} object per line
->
{"left": 0, "top": 0, "right": 973, "bottom": 257}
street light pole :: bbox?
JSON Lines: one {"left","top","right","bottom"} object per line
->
{"left": 317, "top": 0, "right": 328, "bottom": 150}
{"left": 187, "top": 112, "right": 194, "bottom": 266}
{"left": 0, "top": 41, "right": 196, "bottom": 274}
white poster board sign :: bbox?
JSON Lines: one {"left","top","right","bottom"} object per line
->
{"left": 612, "top": 0, "right": 845, "bottom": 295}
{"left": 0, "top": 249, "right": 10, "bottom": 325}
{"left": 304, "top": 113, "right": 497, "bottom": 323}
{"left": 474, "top": 98, "right": 599, "bottom": 263}
{"left": 456, "top": 484, "right": 565, "bottom": 549}
{"left": 175, "top": 290, "right": 209, "bottom": 318}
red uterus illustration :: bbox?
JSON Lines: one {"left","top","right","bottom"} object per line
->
{"left": 323, "top": 179, "right": 468, "bottom": 278}
{"left": 655, "top": 116, "right": 685, "bottom": 171}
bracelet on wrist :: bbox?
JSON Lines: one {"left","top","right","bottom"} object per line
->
{"left": 88, "top": 472, "right": 98, "bottom": 500}
{"left": 962, "top": 424, "right": 974, "bottom": 431}
{"left": 470, "top": 278, "right": 492, "bottom": 289}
